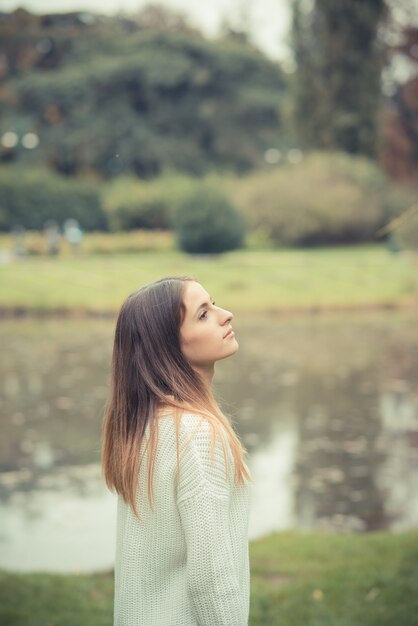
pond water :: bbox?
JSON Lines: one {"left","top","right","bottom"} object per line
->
{"left": 1, "top": 312, "right": 418, "bottom": 573}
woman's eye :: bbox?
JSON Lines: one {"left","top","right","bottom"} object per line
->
{"left": 199, "top": 301, "right": 215, "bottom": 320}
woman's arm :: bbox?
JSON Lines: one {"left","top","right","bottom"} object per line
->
{"left": 176, "top": 415, "right": 247, "bottom": 626}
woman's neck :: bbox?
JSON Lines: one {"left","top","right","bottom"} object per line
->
{"left": 193, "top": 363, "right": 215, "bottom": 388}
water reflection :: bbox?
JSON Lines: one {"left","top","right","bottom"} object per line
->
{"left": 0, "top": 313, "right": 417, "bottom": 571}
{"left": 291, "top": 368, "right": 387, "bottom": 532}
{"left": 214, "top": 312, "right": 418, "bottom": 536}
{"left": 0, "top": 464, "right": 116, "bottom": 572}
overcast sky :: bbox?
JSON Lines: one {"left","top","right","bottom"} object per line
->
{"left": 1, "top": 0, "right": 292, "bottom": 60}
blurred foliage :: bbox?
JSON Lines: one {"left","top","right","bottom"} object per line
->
{"left": 230, "top": 152, "right": 408, "bottom": 247}
{"left": 291, "top": 0, "right": 387, "bottom": 158}
{"left": 1, "top": 154, "right": 416, "bottom": 250}
{"left": 102, "top": 173, "right": 199, "bottom": 230}
{"left": 175, "top": 186, "right": 245, "bottom": 254}
{"left": 0, "top": 165, "right": 106, "bottom": 231}
{"left": 384, "top": 185, "right": 418, "bottom": 250}
{"left": 379, "top": 26, "right": 418, "bottom": 182}
{"left": 0, "top": 8, "right": 288, "bottom": 178}
{"left": 396, "top": 210, "right": 418, "bottom": 250}
{"left": 381, "top": 183, "right": 418, "bottom": 223}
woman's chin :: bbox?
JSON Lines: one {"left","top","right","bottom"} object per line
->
{"left": 228, "top": 339, "right": 239, "bottom": 354}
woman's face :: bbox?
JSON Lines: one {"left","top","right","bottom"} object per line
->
{"left": 180, "top": 281, "right": 238, "bottom": 370}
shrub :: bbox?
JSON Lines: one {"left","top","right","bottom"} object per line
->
{"left": 174, "top": 186, "right": 245, "bottom": 253}
{"left": 0, "top": 166, "right": 107, "bottom": 231}
{"left": 102, "top": 173, "right": 198, "bottom": 231}
{"left": 230, "top": 151, "right": 389, "bottom": 247}
{"left": 378, "top": 183, "right": 418, "bottom": 251}
{"left": 392, "top": 202, "right": 418, "bottom": 252}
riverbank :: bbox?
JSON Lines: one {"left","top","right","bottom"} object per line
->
{"left": 1, "top": 529, "right": 417, "bottom": 626}
{"left": 0, "top": 244, "right": 417, "bottom": 316}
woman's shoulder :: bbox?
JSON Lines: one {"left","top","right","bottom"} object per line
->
{"left": 157, "top": 409, "right": 211, "bottom": 436}
{"left": 157, "top": 405, "right": 206, "bottom": 424}
{"left": 156, "top": 409, "right": 235, "bottom": 496}
{"left": 157, "top": 408, "right": 228, "bottom": 448}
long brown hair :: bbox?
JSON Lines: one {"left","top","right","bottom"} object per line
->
{"left": 101, "top": 275, "right": 251, "bottom": 520}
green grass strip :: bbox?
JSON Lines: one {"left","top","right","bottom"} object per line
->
{"left": 1, "top": 530, "right": 417, "bottom": 626}
{"left": 0, "top": 244, "right": 417, "bottom": 314}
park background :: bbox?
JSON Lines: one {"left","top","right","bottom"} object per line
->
{"left": 1, "top": 0, "right": 418, "bottom": 624}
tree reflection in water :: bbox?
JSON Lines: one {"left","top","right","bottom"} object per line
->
{"left": 1, "top": 313, "right": 418, "bottom": 570}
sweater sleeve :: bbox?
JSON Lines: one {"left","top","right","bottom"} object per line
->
{"left": 176, "top": 415, "right": 247, "bottom": 626}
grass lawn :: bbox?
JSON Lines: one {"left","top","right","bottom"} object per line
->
{"left": 0, "top": 242, "right": 417, "bottom": 314}
{"left": 1, "top": 530, "right": 417, "bottom": 626}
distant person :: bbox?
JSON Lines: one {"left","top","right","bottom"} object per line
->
{"left": 102, "top": 276, "right": 252, "bottom": 626}
{"left": 387, "top": 232, "right": 401, "bottom": 255}
{"left": 43, "top": 220, "right": 61, "bottom": 256}
{"left": 63, "top": 219, "right": 83, "bottom": 255}
{"left": 11, "top": 224, "right": 27, "bottom": 258}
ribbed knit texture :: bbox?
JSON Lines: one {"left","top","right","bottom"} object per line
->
{"left": 113, "top": 412, "right": 251, "bottom": 626}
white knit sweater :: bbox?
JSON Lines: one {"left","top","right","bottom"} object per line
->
{"left": 113, "top": 412, "right": 251, "bottom": 626}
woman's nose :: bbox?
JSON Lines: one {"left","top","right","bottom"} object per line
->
{"left": 221, "top": 308, "right": 233, "bottom": 324}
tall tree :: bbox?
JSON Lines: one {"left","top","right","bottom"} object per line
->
{"left": 0, "top": 9, "right": 285, "bottom": 178}
{"left": 378, "top": 1, "right": 418, "bottom": 180}
{"left": 291, "top": 0, "right": 387, "bottom": 157}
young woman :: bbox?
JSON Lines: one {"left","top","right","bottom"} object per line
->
{"left": 102, "top": 276, "right": 252, "bottom": 626}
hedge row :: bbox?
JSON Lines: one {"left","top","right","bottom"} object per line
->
{"left": 230, "top": 152, "right": 417, "bottom": 247}
{"left": 0, "top": 167, "right": 107, "bottom": 231}
{"left": 1, "top": 153, "right": 417, "bottom": 251}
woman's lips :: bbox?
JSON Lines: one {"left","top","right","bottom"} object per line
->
{"left": 224, "top": 328, "right": 235, "bottom": 338}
